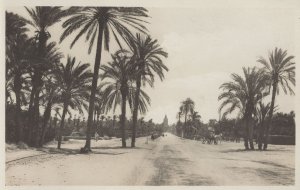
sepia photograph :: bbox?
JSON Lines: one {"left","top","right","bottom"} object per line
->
{"left": 2, "top": 0, "right": 300, "bottom": 188}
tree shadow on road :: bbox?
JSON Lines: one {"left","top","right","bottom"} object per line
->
{"left": 39, "top": 147, "right": 127, "bottom": 156}
{"left": 220, "top": 148, "right": 292, "bottom": 153}
{"left": 91, "top": 146, "right": 153, "bottom": 151}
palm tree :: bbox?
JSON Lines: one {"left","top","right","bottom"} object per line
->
{"left": 25, "top": 7, "right": 68, "bottom": 146}
{"left": 60, "top": 7, "right": 149, "bottom": 152}
{"left": 177, "top": 106, "right": 184, "bottom": 124}
{"left": 26, "top": 41, "right": 63, "bottom": 146}
{"left": 101, "top": 50, "right": 132, "bottom": 147}
{"left": 257, "top": 47, "right": 295, "bottom": 150}
{"left": 219, "top": 67, "right": 269, "bottom": 149}
{"left": 55, "top": 56, "right": 92, "bottom": 149}
{"left": 181, "top": 98, "right": 195, "bottom": 138}
{"left": 129, "top": 34, "right": 168, "bottom": 147}
{"left": 101, "top": 50, "right": 150, "bottom": 147}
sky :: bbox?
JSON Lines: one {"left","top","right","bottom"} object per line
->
{"left": 5, "top": 1, "right": 298, "bottom": 124}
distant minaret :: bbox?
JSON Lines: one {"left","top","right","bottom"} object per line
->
{"left": 163, "top": 115, "right": 168, "bottom": 128}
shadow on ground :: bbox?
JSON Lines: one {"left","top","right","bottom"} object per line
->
{"left": 39, "top": 147, "right": 128, "bottom": 156}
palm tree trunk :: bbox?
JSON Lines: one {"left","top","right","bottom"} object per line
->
{"left": 32, "top": 31, "right": 47, "bottom": 147}
{"left": 184, "top": 113, "right": 187, "bottom": 138}
{"left": 243, "top": 118, "right": 249, "bottom": 150}
{"left": 57, "top": 102, "right": 68, "bottom": 149}
{"left": 131, "top": 75, "right": 141, "bottom": 147}
{"left": 121, "top": 90, "right": 127, "bottom": 148}
{"left": 26, "top": 78, "right": 36, "bottom": 144}
{"left": 14, "top": 73, "right": 23, "bottom": 143}
{"left": 83, "top": 22, "right": 104, "bottom": 152}
{"left": 258, "top": 119, "right": 265, "bottom": 150}
{"left": 33, "top": 84, "right": 42, "bottom": 147}
{"left": 264, "top": 82, "right": 277, "bottom": 150}
{"left": 40, "top": 93, "right": 54, "bottom": 147}
{"left": 113, "top": 116, "right": 117, "bottom": 137}
{"left": 248, "top": 119, "right": 254, "bottom": 150}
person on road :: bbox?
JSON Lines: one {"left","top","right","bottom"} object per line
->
{"left": 95, "top": 132, "right": 99, "bottom": 142}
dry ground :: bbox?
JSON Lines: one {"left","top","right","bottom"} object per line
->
{"left": 5, "top": 133, "right": 295, "bottom": 186}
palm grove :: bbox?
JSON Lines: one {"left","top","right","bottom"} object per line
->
{"left": 5, "top": 7, "right": 168, "bottom": 151}
{"left": 174, "top": 48, "right": 295, "bottom": 150}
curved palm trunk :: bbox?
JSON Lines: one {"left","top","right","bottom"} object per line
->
{"left": 121, "top": 90, "right": 127, "bottom": 148}
{"left": 131, "top": 75, "right": 141, "bottom": 147}
{"left": 264, "top": 82, "right": 277, "bottom": 150}
{"left": 14, "top": 73, "right": 23, "bottom": 143}
{"left": 57, "top": 102, "right": 68, "bottom": 149}
{"left": 83, "top": 22, "right": 104, "bottom": 152}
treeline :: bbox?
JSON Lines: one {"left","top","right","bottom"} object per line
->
{"left": 172, "top": 98, "right": 295, "bottom": 146}
{"left": 6, "top": 7, "right": 168, "bottom": 152}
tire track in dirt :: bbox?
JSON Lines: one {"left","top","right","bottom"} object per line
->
{"left": 146, "top": 141, "right": 215, "bottom": 185}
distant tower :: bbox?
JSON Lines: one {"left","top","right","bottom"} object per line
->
{"left": 163, "top": 115, "right": 168, "bottom": 128}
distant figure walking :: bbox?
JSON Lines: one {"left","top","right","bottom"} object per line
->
{"left": 214, "top": 134, "right": 222, "bottom": 144}
{"left": 95, "top": 132, "right": 99, "bottom": 142}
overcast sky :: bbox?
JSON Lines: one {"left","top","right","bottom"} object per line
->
{"left": 6, "top": 1, "right": 297, "bottom": 124}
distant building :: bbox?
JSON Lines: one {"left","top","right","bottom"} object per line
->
{"left": 163, "top": 115, "right": 168, "bottom": 128}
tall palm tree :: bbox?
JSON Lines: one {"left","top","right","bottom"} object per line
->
{"left": 55, "top": 56, "right": 92, "bottom": 149}
{"left": 181, "top": 98, "right": 195, "bottom": 122}
{"left": 129, "top": 34, "right": 168, "bottom": 147}
{"left": 25, "top": 6, "right": 68, "bottom": 146}
{"left": 60, "top": 7, "right": 149, "bottom": 152}
{"left": 26, "top": 41, "right": 63, "bottom": 146}
{"left": 219, "top": 67, "right": 268, "bottom": 149}
{"left": 180, "top": 98, "right": 195, "bottom": 138}
{"left": 101, "top": 50, "right": 150, "bottom": 147}
{"left": 257, "top": 47, "right": 295, "bottom": 150}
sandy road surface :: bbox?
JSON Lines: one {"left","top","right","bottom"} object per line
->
{"left": 6, "top": 133, "right": 294, "bottom": 186}
{"left": 146, "top": 134, "right": 294, "bottom": 185}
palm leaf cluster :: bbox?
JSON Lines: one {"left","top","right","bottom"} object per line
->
{"left": 218, "top": 67, "right": 269, "bottom": 119}
{"left": 60, "top": 7, "right": 149, "bottom": 53}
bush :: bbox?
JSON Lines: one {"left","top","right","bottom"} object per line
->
{"left": 268, "top": 135, "right": 295, "bottom": 145}
{"left": 17, "top": 142, "right": 29, "bottom": 149}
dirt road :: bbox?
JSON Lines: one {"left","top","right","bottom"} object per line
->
{"left": 145, "top": 134, "right": 294, "bottom": 185}
{"left": 6, "top": 133, "right": 294, "bottom": 186}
